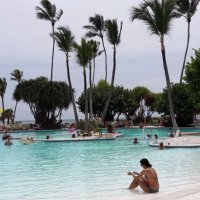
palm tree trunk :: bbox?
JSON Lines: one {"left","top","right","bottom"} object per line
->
{"left": 180, "top": 21, "right": 190, "bottom": 84}
{"left": 71, "top": 94, "right": 79, "bottom": 124}
{"left": 66, "top": 54, "right": 79, "bottom": 124}
{"left": 102, "top": 45, "right": 116, "bottom": 122}
{"left": 50, "top": 23, "right": 55, "bottom": 81}
{"left": 91, "top": 57, "right": 96, "bottom": 120}
{"left": 13, "top": 101, "right": 18, "bottom": 122}
{"left": 1, "top": 96, "right": 5, "bottom": 124}
{"left": 83, "top": 67, "right": 89, "bottom": 132}
{"left": 160, "top": 37, "right": 179, "bottom": 134}
{"left": 101, "top": 37, "right": 108, "bottom": 82}
{"left": 92, "top": 58, "right": 96, "bottom": 87}
{"left": 89, "top": 61, "right": 93, "bottom": 120}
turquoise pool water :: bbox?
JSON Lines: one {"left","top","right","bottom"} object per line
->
{"left": 0, "top": 127, "right": 200, "bottom": 200}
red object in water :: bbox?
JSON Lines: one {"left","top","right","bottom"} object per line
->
{"left": 69, "top": 128, "right": 75, "bottom": 133}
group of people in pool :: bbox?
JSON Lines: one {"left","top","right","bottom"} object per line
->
{"left": 128, "top": 158, "right": 159, "bottom": 193}
{"left": 133, "top": 134, "right": 159, "bottom": 144}
{"left": 133, "top": 134, "right": 165, "bottom": 150}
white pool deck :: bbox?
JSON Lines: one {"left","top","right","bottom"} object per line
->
{"left": 149, "top": 136, "right": 200, "bottom": 148}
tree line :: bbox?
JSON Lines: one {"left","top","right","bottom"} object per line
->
{"left": 0, "top": 0, "right": 200, "bottom": 131}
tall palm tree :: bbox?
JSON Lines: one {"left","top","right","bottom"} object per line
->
{"left": 0, "top": 78, "right": 7, "bottom": 124}
{"left": 36, "top": 0, "right": 63, "bottom": 81}
{"left": 74, "top": 38, "right": 92, "bottom": 131}
{"left": 10, "top": 69, "right": 23, "bottom": 122}
{"left": 130, "top": 0, "right": 180, "bottom": 135}
{"left": 53, "top": 26, "right": 79, "bottom": 124}
{"left": 83, "top": 14, "right": 108, "bottom": 82}
{"left": 174, "top": 0, "right": 200, "bottom": 84}
{"left": 102, "top": 19, "right": 123, "bottom": 122}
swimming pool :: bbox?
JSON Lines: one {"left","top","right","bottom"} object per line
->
{"left": 0, "top": 127, "right": 200, "bottom": 200}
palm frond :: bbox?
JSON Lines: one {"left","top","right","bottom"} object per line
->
{"left": 89, "top": 14, "right": 105, "bottom": 31}
{"left": 175, "top": 0, "right": 200, "bottom": 19}
{"left": 85, "top": 31, "right": 99, "bottom": 38}
{"left": 176, "top": 0, "right": 190, "bottom": 13}
{"left": 83, "top": 14, "right": 105, "bottom": 39}
{"left": 53, "top": 26, "right": 75, "bottom": 53}
{"left": 87, "top": 40, "right": 101, "bottom": 58}
{"left": 188, "top": 0, "right": 200, "bottom": 15}
{"left": 171, "top": 11, "right": 184, "bottom": 18}
{"left": 56, "top": 9, "right": 63, "bottom": 21}
{"left": 0, "top": 78, "right": 7, "bottom": 95}
{"left": 105, "top": 19, "right": 122, "bottom": 45}
{"left": 83, "top": 25, "right": 98, "bottom": 33}
{"left": 40, "top": 0, "right": 53, "bottom": 16}
{"left": 10, "top": 69, "right": 23, "bottom": 82}
{"left": 50, "top": 4, "right": 56, "bottom": 17}
{"left": 83, "top": 25, "right": 99, "bottom": 38}
{"left": 130, "top": 3, "right": 159, "bottom": 36}
{"left": 36, "top": 7, "right": 51, "bottom": 20}
{"left": 36, "top": 0, "right": 63, "bottom": 22}
{"left": 191, "top": 0, "right": 200, "bottom": 8}
{"left": 164, "top": 0, "right": 177, "bottom": 34}
{"left": 117, "top": 21, "right": 123, "bottom": 44}
{"left": 130, "top": 0, "right": 177, "bottom": 36}
{"left": 74, "top": 38, "right": 91, "bottom": 67}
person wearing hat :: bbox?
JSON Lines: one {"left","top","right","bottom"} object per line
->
{"left": 127, "top": 158, "right": 159, "bottom": 193}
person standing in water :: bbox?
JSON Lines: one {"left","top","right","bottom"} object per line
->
{"left": 127, "top": 158, "right": 159, "bottom": 193}
{"left": 4, "top": 136, "right": 13, "bottom": 146}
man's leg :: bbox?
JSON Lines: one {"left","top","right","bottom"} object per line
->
{"left": 135, "top": 177, "right": 151, "bottom": 193}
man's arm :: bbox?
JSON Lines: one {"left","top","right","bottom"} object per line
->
{"left": 135, "top": 170, "right": 147, "bottom": 178}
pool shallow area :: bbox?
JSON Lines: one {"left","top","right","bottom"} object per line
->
{"left": 0, "top": 127, "right": 200, "bottom": 200}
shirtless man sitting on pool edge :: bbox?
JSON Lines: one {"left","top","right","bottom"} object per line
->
{"left": 127, "top": 158, "right": 159, "bottom": 193}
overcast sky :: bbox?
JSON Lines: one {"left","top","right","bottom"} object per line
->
{"left": 1, "top": 0, "right": 200, "bottom": 121}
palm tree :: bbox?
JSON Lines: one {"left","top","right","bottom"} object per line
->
{"left": 102, "top": 19, "right": 123, "bottom": 122}
{"left": 74, "top": 38, "right": 92, "bottom": 131}
{"left": 36, "top": 0, "right": 63, "bottom": 81}
{"left": 83, "top": 14, "right": 108, "bottom": 82}
{"left": 0, "top": 78, "right": 7, "bottom": 124}
{"left": 130, "top": 0, "right": 180, "bottom": 135}
{"left": 10, "top": 69, "right": 23, "bottom": 122}
{"left": 174, "top": 0, "right": 200, "bottom": 84}
{"left": 53, "top": 26, "right": 79, "bottom": 124}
